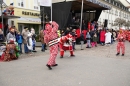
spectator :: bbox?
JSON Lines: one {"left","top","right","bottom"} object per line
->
{"left": 80, "top": 31, "right": 84, "bottom": 50}
{"left": 22, "top": 27, "right": 29, "bottom": 54}
{"left": 92, "top": 32, "right": 98, "bottom": 47}
{"left": 86, "top": 31, "right": 91, "bottom": 48}
{"left": 27, "top": 33, "right": 33, "bottom": 55}
{"left": 6, "top": 28, "right": 16, "bottom": 43}
{"left": 31, "top": 28, "right": 37, "bottom": 52}
{"left": 16, "top": 31, "right": 23, "bottom": 54}
{"left": 39, "top": 29, "right": 45, "bottom": 52}
{"left": 0, "top": 29, "right": 4, "bottom": 42}
{"left": 100, "top": 29, "right": 106, "bottom": 46}
{"left": 70, "top": 29, "right": 77, "bottom": 50}
{"left": 105, "top": 29, "right": 112, "bottom": 45}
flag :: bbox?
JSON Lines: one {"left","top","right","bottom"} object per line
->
{"left": 38, "top": 0, "right": 52, "bottom": 7}
{"left": 10, "top": 3, "right": 14, "bottom": 5}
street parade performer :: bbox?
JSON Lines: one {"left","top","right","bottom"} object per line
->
{"left": 116, "top": 29, "right": 126, "bottom": 56}
{"left": 59, "top": 32, "right": 75, "bottom": 58}
{"left": 44, "top": 21, "right": 59, "bottom": 70}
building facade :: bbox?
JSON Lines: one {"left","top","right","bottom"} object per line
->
{"left": 3, "top": 0, "right": 41, "bottom": 33}
{"left": 98, "top": 0, "right": 130, "bottom": 30}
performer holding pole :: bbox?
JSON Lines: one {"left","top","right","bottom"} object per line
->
{"left": 44, "top": 21, "right": 59, "bottom": 70}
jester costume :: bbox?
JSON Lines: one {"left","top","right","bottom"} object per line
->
{"left": 44, "top": 21, "right": 59, "bottom": 70}
{"left": 116, "top": 29, "right": 126, "bottom": 56}
{"left": 59, "top": 33, "right": 75, "bottom": 58}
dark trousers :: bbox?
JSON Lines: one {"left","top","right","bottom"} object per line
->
{"left": 18, "top": 43, "right": 22, "bottom": 53}
{"left": 42, "top": 44, "right": 45, "bottom": 51}
{"left": 24, "top": 44, "right": 29, "bottom": 53}
{"left": 44, "top": 44, "right": 47, "bottom": 50}
{"left": 72, "top": 42, "right": 76, "bottom": 50}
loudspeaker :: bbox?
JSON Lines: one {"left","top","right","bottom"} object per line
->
{"left": 104, "top": 19, "right": 108, "bottom": 27}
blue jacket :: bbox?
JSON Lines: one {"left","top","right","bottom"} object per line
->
{"left": 16, "top": 34, "right": 23, "bottom": 44}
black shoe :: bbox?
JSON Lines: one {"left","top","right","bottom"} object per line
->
{"left": 46, "top": 64, "right": 52, "bottom": 70}
{"left": 116, "top": 53, "right": 120, "bottom": 56}
{"left": 122, "top": 54, "right": 124, "bottom": 56}
{"left": 60, "top": 56, "right": 63, "bottom": 58}
{"left": 52, "top": 64, "right": 58, "bottom": 67}
{"left": 81, "top": 49, "right": 84, "bottom": 50}
{"left": 32, "top": 50, "right": 37, "bottom": 52}
{"left": 70, "top": 55, "right": 75, "bottom": 57}
{"left": 42, "top": 50, "right": 45, "bottom": 52}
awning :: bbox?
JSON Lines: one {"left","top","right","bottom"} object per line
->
{"left": 15, "top": 17, "right": 41, "bottom": 24}
{"left": 72, "top": 0, "right": 111, "bottom": 11}
{"left": 0, "top": 15, "right": 20, "bottom": 19}
{"left": 18, "top": 17, "right": 41, "bottom": 23}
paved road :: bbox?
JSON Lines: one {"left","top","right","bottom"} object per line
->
{"left": 0, "top": 42, "right": 130, "bottom": 86}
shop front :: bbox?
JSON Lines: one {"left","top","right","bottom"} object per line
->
{"left": 9, "top": 8, "right": 41, "bottom": 34}
{"left": 0, "top": 15, "right": 20, "bottom": 36}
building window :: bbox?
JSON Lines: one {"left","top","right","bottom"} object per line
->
{"left": 3, "top": 0, "right": 6, "bottom": 3}
{"left": 115, "top": 10, "right": 118, "bottom": 16}
{"left": 11, "top": 21, "right": 14, "bottom": 26}
{"left": 117, "top": 11, "right": 118, "bottom": 16}
{"left": 34, "top": 0, "right": 39, "bottom": 10}
{"left": 34, "top": 6, "right": 39, "bottom": 10}
{"left": 119, "top": 12, "right": 120, "bottom": 16}
{"left": 17, "top": 0, "right": 25, "bottom": 7}
{"left": 111, "top": 10, "right": 113, "bottom": 14}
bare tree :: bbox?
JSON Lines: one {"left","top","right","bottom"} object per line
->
{"left": 113, "top": 18, "right": 126, "bottom": 29}
{"left": 124, "top": 21, "right": 130, "bottom": 29}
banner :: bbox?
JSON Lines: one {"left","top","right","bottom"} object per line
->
{"left": 38, "top": 0, "right": 52, "bottom": 7}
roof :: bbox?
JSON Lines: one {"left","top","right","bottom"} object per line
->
{"left": 115, "top": 0, "right": 130, "bottom": 8}
{"left": 71, "top": 0, "right": 111, "bottom": 11}
{"left": 0, "top": 15, "right": 20, "bottom": 19}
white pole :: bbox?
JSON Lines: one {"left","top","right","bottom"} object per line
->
{"left": 51, "top": 1, "right": 52, "bottom": 27}
{"left": 80, "top": 0, "right": 84, "bottom": 33}
{"left": 43, "top": 7, "right": 44, "bottom": 29}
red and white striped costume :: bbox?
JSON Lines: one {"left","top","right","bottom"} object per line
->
{"left": 59, "top": 33, "right": 74, "bottom": 57}
{"left": 44, "top": 21, "right": 59, "bottom": 66}
{"left": 116, "top": 30, "right": 126, "bottom": 55}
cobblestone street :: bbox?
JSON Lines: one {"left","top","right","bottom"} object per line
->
{"left": 0, "top": 42, "right": 130, "bottom": 86}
